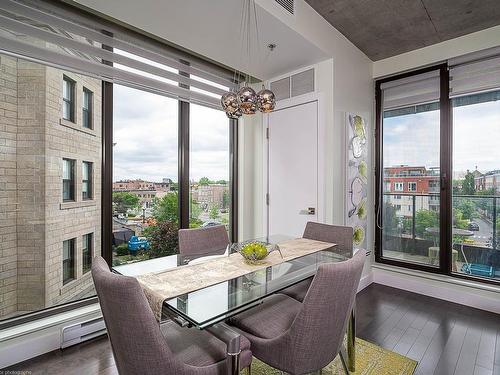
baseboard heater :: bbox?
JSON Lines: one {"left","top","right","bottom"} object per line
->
{"left": 61, "top": 317, "right": 106, "bottom": 349}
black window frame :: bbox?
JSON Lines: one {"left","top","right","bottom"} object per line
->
{"left": 62, "top": 75, "right": 75, "bottom": 122}
{"left": 62, "top": 158, "right": 75, "bottom": 202}
{"left": 375, "top": 64, "right": 499, "bottom": 286}
{"left": 82, "top": 161, "right": 93, "bottom": 200}
{"left": 63, "top": 238, "right": 76, "bottom": 285}
{"left": 82, "top": 233, "right": 93, "bottom": 274}
{"left": 83, "top": 87, "right": 93, "bottom": 129}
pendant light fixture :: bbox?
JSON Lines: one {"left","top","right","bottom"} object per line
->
{"left": 221, "top": 0, "right": 276, "bottom": 118}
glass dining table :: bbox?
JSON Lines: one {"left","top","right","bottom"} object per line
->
{"left": 114, "top": 235, "right": 356, "bottom": 375}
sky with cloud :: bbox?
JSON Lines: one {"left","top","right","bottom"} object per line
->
{"left": 113, "top": 84, "right": 229, "bottom": 183}
{"left": 384, "top": 100, "right": 500, "bottom": 176}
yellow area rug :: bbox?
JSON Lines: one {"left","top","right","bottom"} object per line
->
{"left": 250, "top": 338, "right": 418, "bottom": 375}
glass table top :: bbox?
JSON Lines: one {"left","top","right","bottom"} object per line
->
{"left": 114, "top": 235, "right": 347, "bottom": 329}
{"left": 165, "top": 245, "right": 347, "bottom": 328}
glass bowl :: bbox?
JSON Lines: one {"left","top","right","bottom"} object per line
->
{"left": 231, "top": 240, "right": 282, "bottom": 265}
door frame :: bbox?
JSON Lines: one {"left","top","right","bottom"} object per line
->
{"left": 262, "top": 92, "right": 326, "bottom": 237}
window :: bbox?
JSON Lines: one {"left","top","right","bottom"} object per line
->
{"left": 452, "top": 90, "right": 500, "bottom": 281}
{"left": 377, "top": 68, "right": 441, "bottom": 268}
{"left": 82, "top": 161, "right": 93, "bottom": 200}
{"left": 377, "top": 63, "right": 500, "bottom": 285}
{"left": 189, "top": 104, "right": 231, "bottom": 230}
{"left": 83, "top": 88, "right": 93, "bottom": 129}
{"left": 63, "top": 159, "right": 75, "bottom": 201}
{"left": 112, "top": 85, "right": 178, "bottom": 266}
{"left": 82, "top": 233, "right": 93, "bottom": 274}
{"left": 63, "top": 239, "right": 75, "bottom": 285}
{"left": 394, "top": 182, "right": 404, "bottom": 191}
{"left": 0, "top": 1, "right": 236, "bottom": 326}
{"left": 63, "top": 76, "right": 75, "bottom": 122}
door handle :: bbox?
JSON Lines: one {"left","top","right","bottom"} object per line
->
{"left": 299, "top": 207, "right": 316, "bottom": 215}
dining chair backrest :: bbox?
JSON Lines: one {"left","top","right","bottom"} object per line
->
{"left": 303, "top": 222, "right": 354, "bottom": 257}
{"left": 285, "top": 250, "right": 365, "bottom": 374}
{"left": 178, "top": 225, "right": 229, "bottom": 257}
{"left": 91, "top": 256, "right": 182, "bottom": 375}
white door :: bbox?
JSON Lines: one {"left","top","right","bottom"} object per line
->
{"left": 268, "top": 100, "right": 318, "bottom": 237}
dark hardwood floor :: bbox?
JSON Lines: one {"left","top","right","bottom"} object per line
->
{"left": 5, "top": 283, "right": 500, "bottom": 375}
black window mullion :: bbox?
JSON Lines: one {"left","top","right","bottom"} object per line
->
{"left": 178, "top": 100, "right": 190, "bottom": 229}
{"left": 178, "top": 61, "right": 190, "bottom": 229}
{"left": 439, "top": 65, "right": 452, "bottom": 274}
{"left": 229, "top": 118, "right": 238, "bottom": 242}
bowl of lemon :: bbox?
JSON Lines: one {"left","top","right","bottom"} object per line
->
{"left": 232, "top": 241, "right": 282, "bottom": 265}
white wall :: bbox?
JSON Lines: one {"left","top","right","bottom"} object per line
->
{"left": 240, "top": 1, "right": 374, "bottom": 276}
{"left": 373, "top": 24, "right": 500, "bottom": 78}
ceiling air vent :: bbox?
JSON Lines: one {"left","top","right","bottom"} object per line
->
{"left": 270, "top": 68, "right": 315, "bottom": 102}
{"left": 275, "top": 0, "right": 294, "bottom": 15}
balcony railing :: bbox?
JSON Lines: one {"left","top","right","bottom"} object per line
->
{"left": 381, "top": 193, "right": 500, "bottom": 279}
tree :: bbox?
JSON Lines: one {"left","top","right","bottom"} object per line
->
{"left": 152, "top": 192, "right": 179, "bottom": 224}
{"left": 112, "top": 192, "right": 139, "bottom": 215}
{"left": 383, "top": 202, "right": 399, "bottom": 235}
{"left": 216, "top": 180, "right": 227, "bottom": 185}
{"left": 415, "top": 209, "right": 439, "bottom": 238}
{"left": 454, "top": 198, "right": 476, "bottom": 221}
{"left": 143, "top": 220, "right": 179, "bottom": 258}
{"left": 199, "top": 177, "right": 211, "bottom": 186}
{"left": 209, "top": 204, "right": 219, "bottom": 220}
{"left": 461, "top": 170, "right": 476, "bottom": 195}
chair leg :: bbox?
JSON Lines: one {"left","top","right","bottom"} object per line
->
{"left": 339, "top": 351, "right": 350, "bottom": 375}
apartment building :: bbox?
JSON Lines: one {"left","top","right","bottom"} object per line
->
{"left": 383, "top": 166, "right": 440, "bottom": 216}
{"left": 0, "top": 54, "right": 101, "bottom": 318}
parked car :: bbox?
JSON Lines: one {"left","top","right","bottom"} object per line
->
{"left": 468, "top": 221, "right": 479, "bottom": 231}
{"left": 128, "top": 236, "right": 150, "bottom": 253}
{"left": 202, "top": 221, "right": 221, "bottom": 228}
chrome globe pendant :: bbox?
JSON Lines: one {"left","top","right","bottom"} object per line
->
{"left": 257, "top": 86, "right": 276, "bottom": 113}
{"left": 220, "top": 0, "right": 276, "bottom": 118}
{"left": 221, "top": 92, "right": 242, "bottom": 119}
{"left": 237, "top": 85, "right": 257, "bottom": 115}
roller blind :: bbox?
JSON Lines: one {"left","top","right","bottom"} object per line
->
{"left": 380, "top": 70, "right": 440, "bottom": 110}
{"left": 0, "top": 0, "right": 238, "bottom": 109}
{"left": 449, "top": 47, "right": 500, "bottom": 98}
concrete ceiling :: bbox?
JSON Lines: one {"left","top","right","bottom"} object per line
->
{"left": 305, "top": 0, "right": 500, "bottom": 61}
{"left": 74, "top": 0, "right": 329, "bottom": 80}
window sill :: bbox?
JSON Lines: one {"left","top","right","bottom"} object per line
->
{"left": 61, "top": 279, "right": 77, "bottom": 292}
{"left": 60, "top": 200, "right": 96, "bottom": 210}
{"left": 60, "top": 118, "right": 96, "bottom": 136}
{"left": 372, "top": 262, "right": 500, "bottom": 293}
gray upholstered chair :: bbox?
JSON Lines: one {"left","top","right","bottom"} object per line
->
{"left": 179, "top": 225, "right": 229, "bottom": 257}
{"left": 281, "top": 222, "right": 354, "bottom": 302}
{"left": 91, "top": 256, "right": 252, "bottom": 375}
{"left": 229, "top": 250, "right": 365, "bottom": 375}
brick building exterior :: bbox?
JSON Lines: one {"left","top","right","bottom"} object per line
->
{"left": 383, "top": 166, "right": 440, "bottom": 217}
{"left": 0, "top": 54, "right": 101, "bottom": 318}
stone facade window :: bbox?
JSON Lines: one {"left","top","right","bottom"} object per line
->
{"left": 83, "top": 87, "right": 93, "bottom": 129}
{"left": 63, "top": 239, "right": 75, "bottom": 285}
{"left": 62, "top": 75, "right": 75, "bottom": 122}
{"left": 82, "top": 233, "right": 93, "bottom": 274}
{"left": 82, "top": 161, "right": 93, "bottom": 200}
{"left": 63, "top": 158, "right": 75, "bottom": 202}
